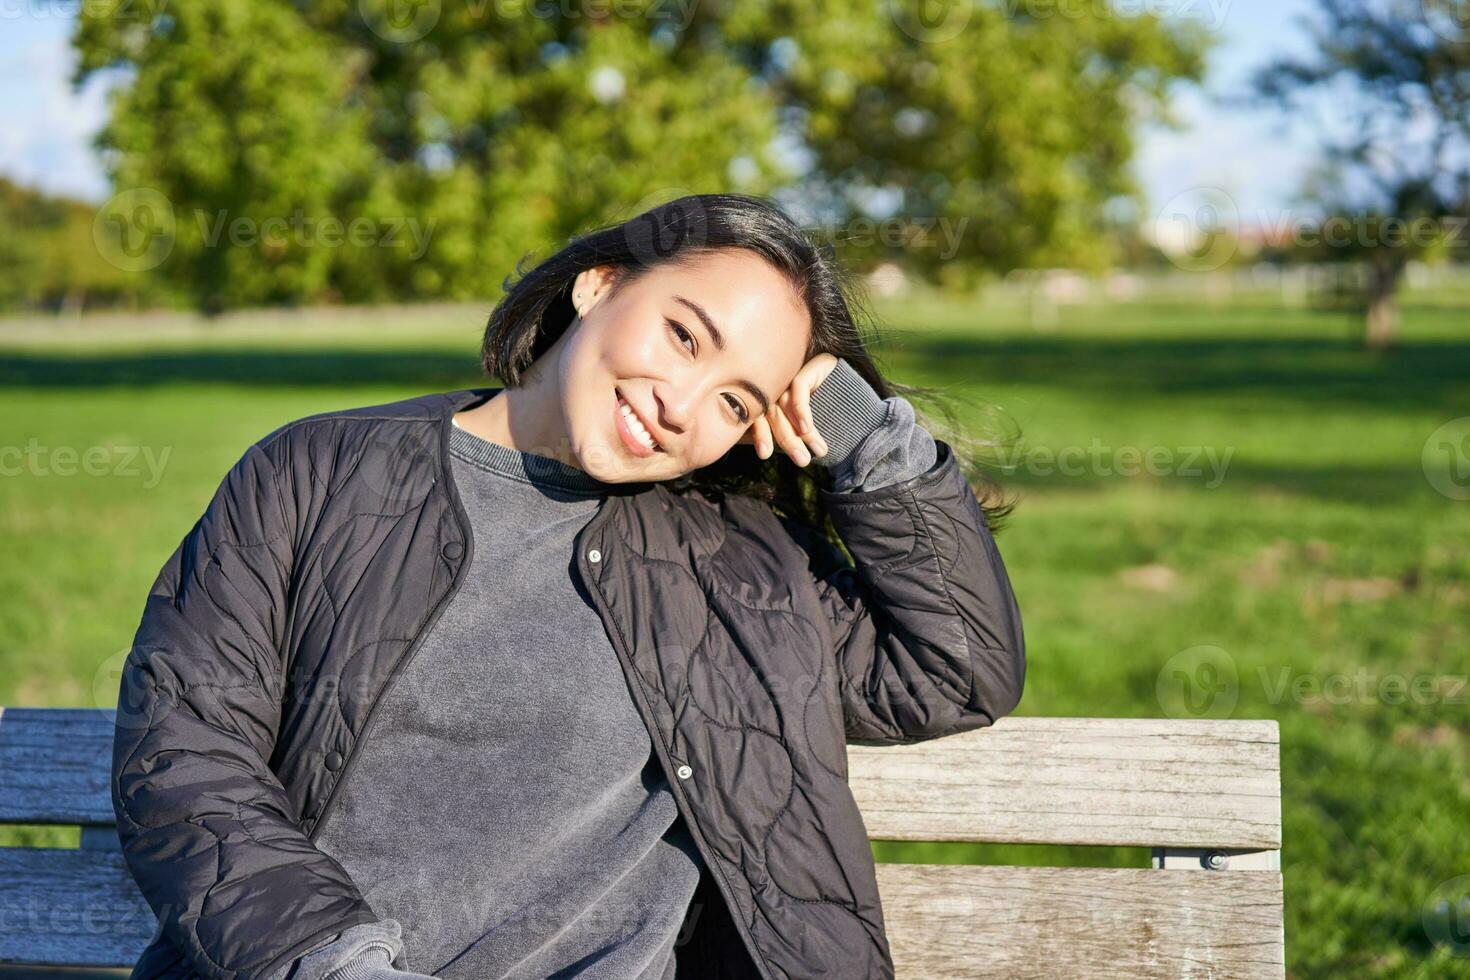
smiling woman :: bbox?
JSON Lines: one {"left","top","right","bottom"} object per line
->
{"left": 456, "top": 247, "right": 818, "bottom": 483}
{"left": 467, "top": 193, "right": 1012, "bottom": 530}
{"left": 110, "top": 193, "right": 1025, "bottom": 980}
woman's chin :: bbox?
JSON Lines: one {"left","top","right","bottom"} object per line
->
{"left": 575, "top": 429, "right": 697, "bottom": 484}
{"left": 574, "top": 442, "right": 654, "bottom": 484}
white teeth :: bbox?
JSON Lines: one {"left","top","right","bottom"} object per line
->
{"left": 619, "top": 398, "right": 659, "bottom": 451}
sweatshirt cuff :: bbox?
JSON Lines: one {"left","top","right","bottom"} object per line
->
{"left": 807, "top": 357, "right": 888, "bottom": 468}
{"left": 286, "top": 919, "right": 408, "bottom": 980}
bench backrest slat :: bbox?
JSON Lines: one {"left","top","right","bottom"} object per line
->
{"left": 2, "top": 709, "right": 1284, "bottom": 851}
{"left": 0, "top": 707, "right": 117, "bottom": 826}
{"left": 849, "top": 716, "right": 1282, "bottom": 850}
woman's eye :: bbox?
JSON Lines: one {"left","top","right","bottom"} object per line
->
{"left": 667, "top": 319, "right": 696, "bottom": 354}
{"left": 723, "top": 394, "right": 750, "bottom": 424}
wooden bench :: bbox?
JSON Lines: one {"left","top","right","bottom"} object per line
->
{"left": 0, "top": 708, "right": 1284, "bottom": 977}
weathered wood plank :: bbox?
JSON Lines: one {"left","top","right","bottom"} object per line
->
{"left": 0, "top": 708, "right": 117, "bottom": 827}
{"left": 0, "top": 708, "right": 1286, "bottom": 974}
{"left": 850, "top": 717, "right": 1281, "bottom": 849}
{"left": 0, "top": 847, "right": 155, "bottom": 967}
{"left": 878, "top": 864, "right": 1285, "bottom": 979}
{"left": 2, "top": 710, "right": 1283, "bottom": 850}
{"left": 1, "top": 858, "right": 1287, "bottom": 975}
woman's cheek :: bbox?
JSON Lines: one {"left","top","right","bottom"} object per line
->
{"left": 690, "top": 439, "right": 724, "bottom": 471}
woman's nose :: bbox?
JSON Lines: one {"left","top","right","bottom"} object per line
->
{"left": 654, "top": 385, "right": 695, "bottom": 433}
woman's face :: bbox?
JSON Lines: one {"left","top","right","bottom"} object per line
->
{"left": 555, "top": 249, "right": 813, "bottom": 483}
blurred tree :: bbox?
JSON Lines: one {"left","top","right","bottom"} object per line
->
{"left": 74, "top": 0, "right": 380, "bottom": 313}
{"left": 74, "top": 0, "right": 1207, "bottom": 310}
{"left": 721, "top": 0, "right": 1208, "bottom": 288}
{"left": 0, "top": 177, "right": 159, "bottom": 314}
{"left": 0, "top": 180, "right": 42, "bottom": 311}
{"left": 1252, "top": 0, "right": 1470, "bottom": 350}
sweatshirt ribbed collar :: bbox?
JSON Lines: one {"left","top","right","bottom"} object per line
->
{"left": 449, "top": 415, "right": 610, "bottom": 496}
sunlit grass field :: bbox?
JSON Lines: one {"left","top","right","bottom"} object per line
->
{"left": 2, "top": 287, "right": 1467, "bottom": 977}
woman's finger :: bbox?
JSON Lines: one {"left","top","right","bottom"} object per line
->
{"left": 767, "top": 399, "right": 810, "bottom": 466}
{"left": 781, "top": 383, "right": 828, "bottom": 459}
{"left": 750, "top": 414, "right": 774, "bottom": 459}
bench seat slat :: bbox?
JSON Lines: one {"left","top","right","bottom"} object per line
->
{"left": 0, "top": 847, "right": 155, "bottom": 967}
{"left": 879, "top": 864, "right": 1285, "bottom": 979}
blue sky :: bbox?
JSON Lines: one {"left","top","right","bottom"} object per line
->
{"left": 1, "top": 3, "right": 1320, "bottom": 221}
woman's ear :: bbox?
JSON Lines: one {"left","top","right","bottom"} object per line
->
{"left": 573, "top": 264, "right": 618, "bottom": 317}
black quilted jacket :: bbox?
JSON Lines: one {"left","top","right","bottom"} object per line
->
{"left": 111, "top": 385, "right": 1026, "bottom": 980}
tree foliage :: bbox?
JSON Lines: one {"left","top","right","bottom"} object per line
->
{"left": 0, "top": 177, "right": 168, "bottom": 313}
{"left": 73, "top": 0, "right": 1207, "bottom": 310}
{"left": 1252, "top": 0, "right": 1470, "bottom": 348}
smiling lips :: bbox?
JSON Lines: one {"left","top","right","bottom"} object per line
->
{"left": 616, "top": 389, "right": 663, "bottom": 456}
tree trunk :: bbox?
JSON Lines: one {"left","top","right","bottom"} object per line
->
{"left": 61, "top": 287, "right": 86, "bottom": 320}
{"left": 1364, "top": 256, "right": 1404, "bottom": 351}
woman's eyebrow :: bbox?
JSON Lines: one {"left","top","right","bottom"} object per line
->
{"left": 672, "top": 294, "right": 772, "bottom": 413}
{"left": 673, "top": 295, "right": 726, "bottom": 350}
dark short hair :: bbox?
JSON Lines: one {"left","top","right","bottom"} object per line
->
{"left": 480, "top": 192, "right": 1012, "bottom": 534}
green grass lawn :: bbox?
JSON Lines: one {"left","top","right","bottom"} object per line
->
{"left": 2, "top": 289, "right": 1467, "bottom": 977}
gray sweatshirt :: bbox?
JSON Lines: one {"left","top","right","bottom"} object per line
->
{"left": 269, "top": 359, "right": 937, "bottom": 980}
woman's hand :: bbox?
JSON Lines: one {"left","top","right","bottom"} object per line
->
{"left": 738, "top": 352, "right": 838, "bottom": 466}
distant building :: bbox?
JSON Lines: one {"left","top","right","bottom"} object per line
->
{"left": 866, "top": 261, "right": 909, "bottom": 297}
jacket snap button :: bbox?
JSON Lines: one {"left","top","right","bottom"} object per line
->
{"left": 442, "top": 541, "right": 464, "bottom": 561}
{"left": 587, "top": 548, "right": 601, "bottom": 563}
{"left": 325, "top": 751, "right": 344, "bottom": 771}
{"left": 675, "top": 764, "right": 692, "bottom": 780}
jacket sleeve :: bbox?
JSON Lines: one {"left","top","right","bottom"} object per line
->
{"left": 111, "top": 431, "right": 383, "bottom": 980}
{"left": 782, "top": 438, "right": 1026, "bottom": 746}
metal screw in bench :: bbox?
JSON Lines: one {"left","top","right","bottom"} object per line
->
{"left": 1203, "top": 850, "right": 1228, "bottom": 870}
